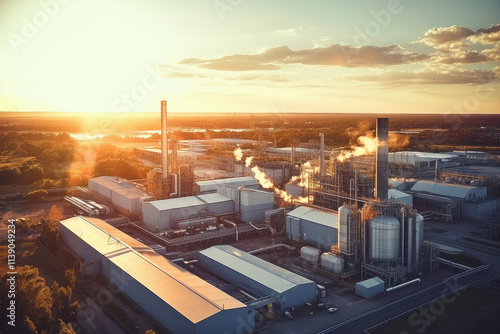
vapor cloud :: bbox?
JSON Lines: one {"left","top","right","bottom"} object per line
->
{"left": 346, "top": 68, "right": 498, "bottom": 86}
{"left": 418, "top": 24, "right": 500, "bottom": 50}
{"left": 179, "top": 44, "right": 429, "bottom": 71}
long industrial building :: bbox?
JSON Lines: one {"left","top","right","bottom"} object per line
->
{"left": 195, "top": 176, "right": 259, "bottom": 194}
{"left": 88, "top": 176, "right": 149, "bottom": 215}
{"left": 197, "top": 245, "right": 316, "bottom": 312}
{"left": 142, "top": 193, "right": 235, "bottom": 231}
{"left": 409, "top": 180, "right": 497, "bottom": 220}
{"left": 59, "top": 216, "right": 252, "bottom": 334}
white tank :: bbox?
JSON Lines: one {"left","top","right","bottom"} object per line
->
{"left": 301, "top": 246, "right": 321, "bottom": 265}
{"left": 368, "top": 216, "right": 400, "bottom": 261}
{"left": 320, "top": 253, "right": 345, "bottom": 274}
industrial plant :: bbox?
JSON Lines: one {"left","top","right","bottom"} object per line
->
{"left": 57, "top": 101, "right": 500, "bottom": 334}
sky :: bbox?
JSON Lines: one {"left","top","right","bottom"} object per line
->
{"left": 0, "top": 0, "right": 499, "bottom": 114}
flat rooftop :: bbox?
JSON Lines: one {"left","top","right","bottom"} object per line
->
{"left": 198, "top": 245, "right": 314, "bottom": 294}
{"left": 146, "top": 193, "right": 233, "bottom": 211}
{"left": 89, "top": 176, "right": 147, "bottom": 200}
{"left": 287, "top": 206, "right": 338, "bottom": 229}
{"left": 442, "top": 165, "right": 500, "bottom": 178}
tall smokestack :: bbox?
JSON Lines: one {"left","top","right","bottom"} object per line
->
{"left": 161, "top": 100, "right": 168, "bottom": 180}
{"left": 375, "top": 117, "right": 389, "bottom": 200}
{"left": 319, "top": 133, "right": 325, "bottom": 177}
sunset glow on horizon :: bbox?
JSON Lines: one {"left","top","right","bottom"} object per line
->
{"left": 0, "top": 0, "right": 499, "bottom": 114}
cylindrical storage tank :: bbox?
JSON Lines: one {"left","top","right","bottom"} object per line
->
{"left": 368, "top": 216, "right": 400, "bottom": 261}
{"left": 301, "top": 246, "right": 321, "bottom": 265}
{"left": 415, "top": 213, "right": 424, "bottom": 272}
{"left": 320, "top": 252, "right": 345, "bottom": 274}
{"left": 338, "top": 206, "right": 351, "bottom": 253}
{"left": 406, "top": 216, "right": 414, "bottom": 273}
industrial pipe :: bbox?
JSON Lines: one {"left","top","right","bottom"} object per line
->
{"left": 386, "top": 278, "right": 421, "bottom": 293}
{"left": 223, "top": 219, "right": 239, "bottom": 241}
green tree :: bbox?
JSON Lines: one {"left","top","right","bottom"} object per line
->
{"left": 53, "top": 319, "right": 76, "bottom": 334}
{"left": 22, "top": 316, "right": 38, "bottom": 334}
{"left": 0, "top": 167, "right": 21, "bottom": 185}
{"left": 64, "top": 269, "right": 76, "bottom": 290}
{"left": 51, "top": 281, "right": 79, "bottom": 322}
{"left": 23, "top": 165, "right": 45, "bottom": 184}
{"left": 0, "top": 266, "right": 52, "bottom": 333}
{"left": 40, "top": 218, "right": 60, "bottom": 251}
{"left": 24, "top": 189, "right": 48, "bottom": 202}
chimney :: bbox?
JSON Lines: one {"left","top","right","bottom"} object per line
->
{"left": 161, "top": 100, "right": 168, "bottom": 180}
{"left": 172, "top": 137, "right": 178, "bottom": 173}
{"left": 319, "top": 133, "right": 325, "bottom": 177}
{"left": 375, "top": 117, "right": 389, "bottom": 200}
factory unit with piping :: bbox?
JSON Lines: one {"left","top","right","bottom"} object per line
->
{"left": 286, "top": 118, "right": 432, "bottom": 288}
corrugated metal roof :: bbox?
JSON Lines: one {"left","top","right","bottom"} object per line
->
{"left": 388, "top": 189, "right": 411, "bottom": 200}
{"left": 89, "top": 176, "right": 147, "bottom": 200}
{"left": 391, "top": 151, "right": 458, "bottom": 160}
{"left": 147, "top": 193, "right": 232, "bottom": 211}
{"left": 60, "top": 217, "right": 245, "bottom": 323}
{"left": 196, "top": 176, "right": 258, "bottom": 188}
{"left": 357, "top": 277, "right": 384, "bottom": 289}
{"left": 410, "top": 180, "right": 479, "bottom": 199}
{"left": 287, "top": 206, "right": 338, "bottom": 229}
{"left": 198, "top": 245, "right": 314, "bottom": 294}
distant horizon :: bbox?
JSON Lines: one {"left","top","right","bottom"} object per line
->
{"left": 1, "top": 111, "right": 500, "bottom": 116}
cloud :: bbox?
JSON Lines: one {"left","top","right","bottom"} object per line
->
{"left": 166, "top": 72, "right": 207, "bottom": 78}
{"left": 227, "top": 74, "right": 288, "bottom": 82}
{"left": 434, "top": 50, "right": 490, "bottom": 64}
{"left": 471, "top": 24, "right": 500, "bottom": 44}
{"left": 275, "top": 28, "right": 296, "bottom": 36}
{"left": 346, "top": 68, "right": 498, "bottom": 85}
{"left": 418, "top": 24, "right": 500, "bottom": 49}
{"left": 418, "top": 25, "right": 474, "bottom": 50}
{"left": 179, "top": 44, "right": 429, "bottom": 71}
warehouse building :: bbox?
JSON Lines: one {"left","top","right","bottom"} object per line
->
{"left": 217, "top": 185, "right": 275, "bottom": 223}
{"left": 410, "top": 180, "right": 497, "bottom": 220}
{"left": 197, "top": 245, "right": 316, "bottom": 312}
{"left": 195, "top": 176, "right": 259, "bottom": 194}
{"left": 388, "top": 189, "right": 413, "bottom": 206}
{"left": 389, "top": 151, "right": 460, "bottom": 170}
{"left": 142, "top": 193, "right": 235, "bottom": 232}
{"left": 59, "top": 216, "right": 251, "bottom": 334}
{"left": 286, "top": 206, "right": 338, "bottom": 250}
{"left": 88, "top": 176, "right": 150, "bottom": 215}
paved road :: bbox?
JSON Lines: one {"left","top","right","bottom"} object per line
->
{"left": 315, "top": 265, "right": 489, "bottom": 334}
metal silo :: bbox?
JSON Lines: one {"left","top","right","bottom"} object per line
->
{"left": 368, "top": 216, "right": 400, "bottom": 261}
{"left": 406, "top": 216, "right": 414, "bottom": 273}
{"left": 415, "top": 213, "right": 424, "bottom": 272}
{"left": 301, "top": 246, "right": 321, "bottom": 265}
{"left": 338, "top": 205, "right": 351, "bottom": 253}
{"left": 320, "top": 253, "right": 345, "bottom": 274}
